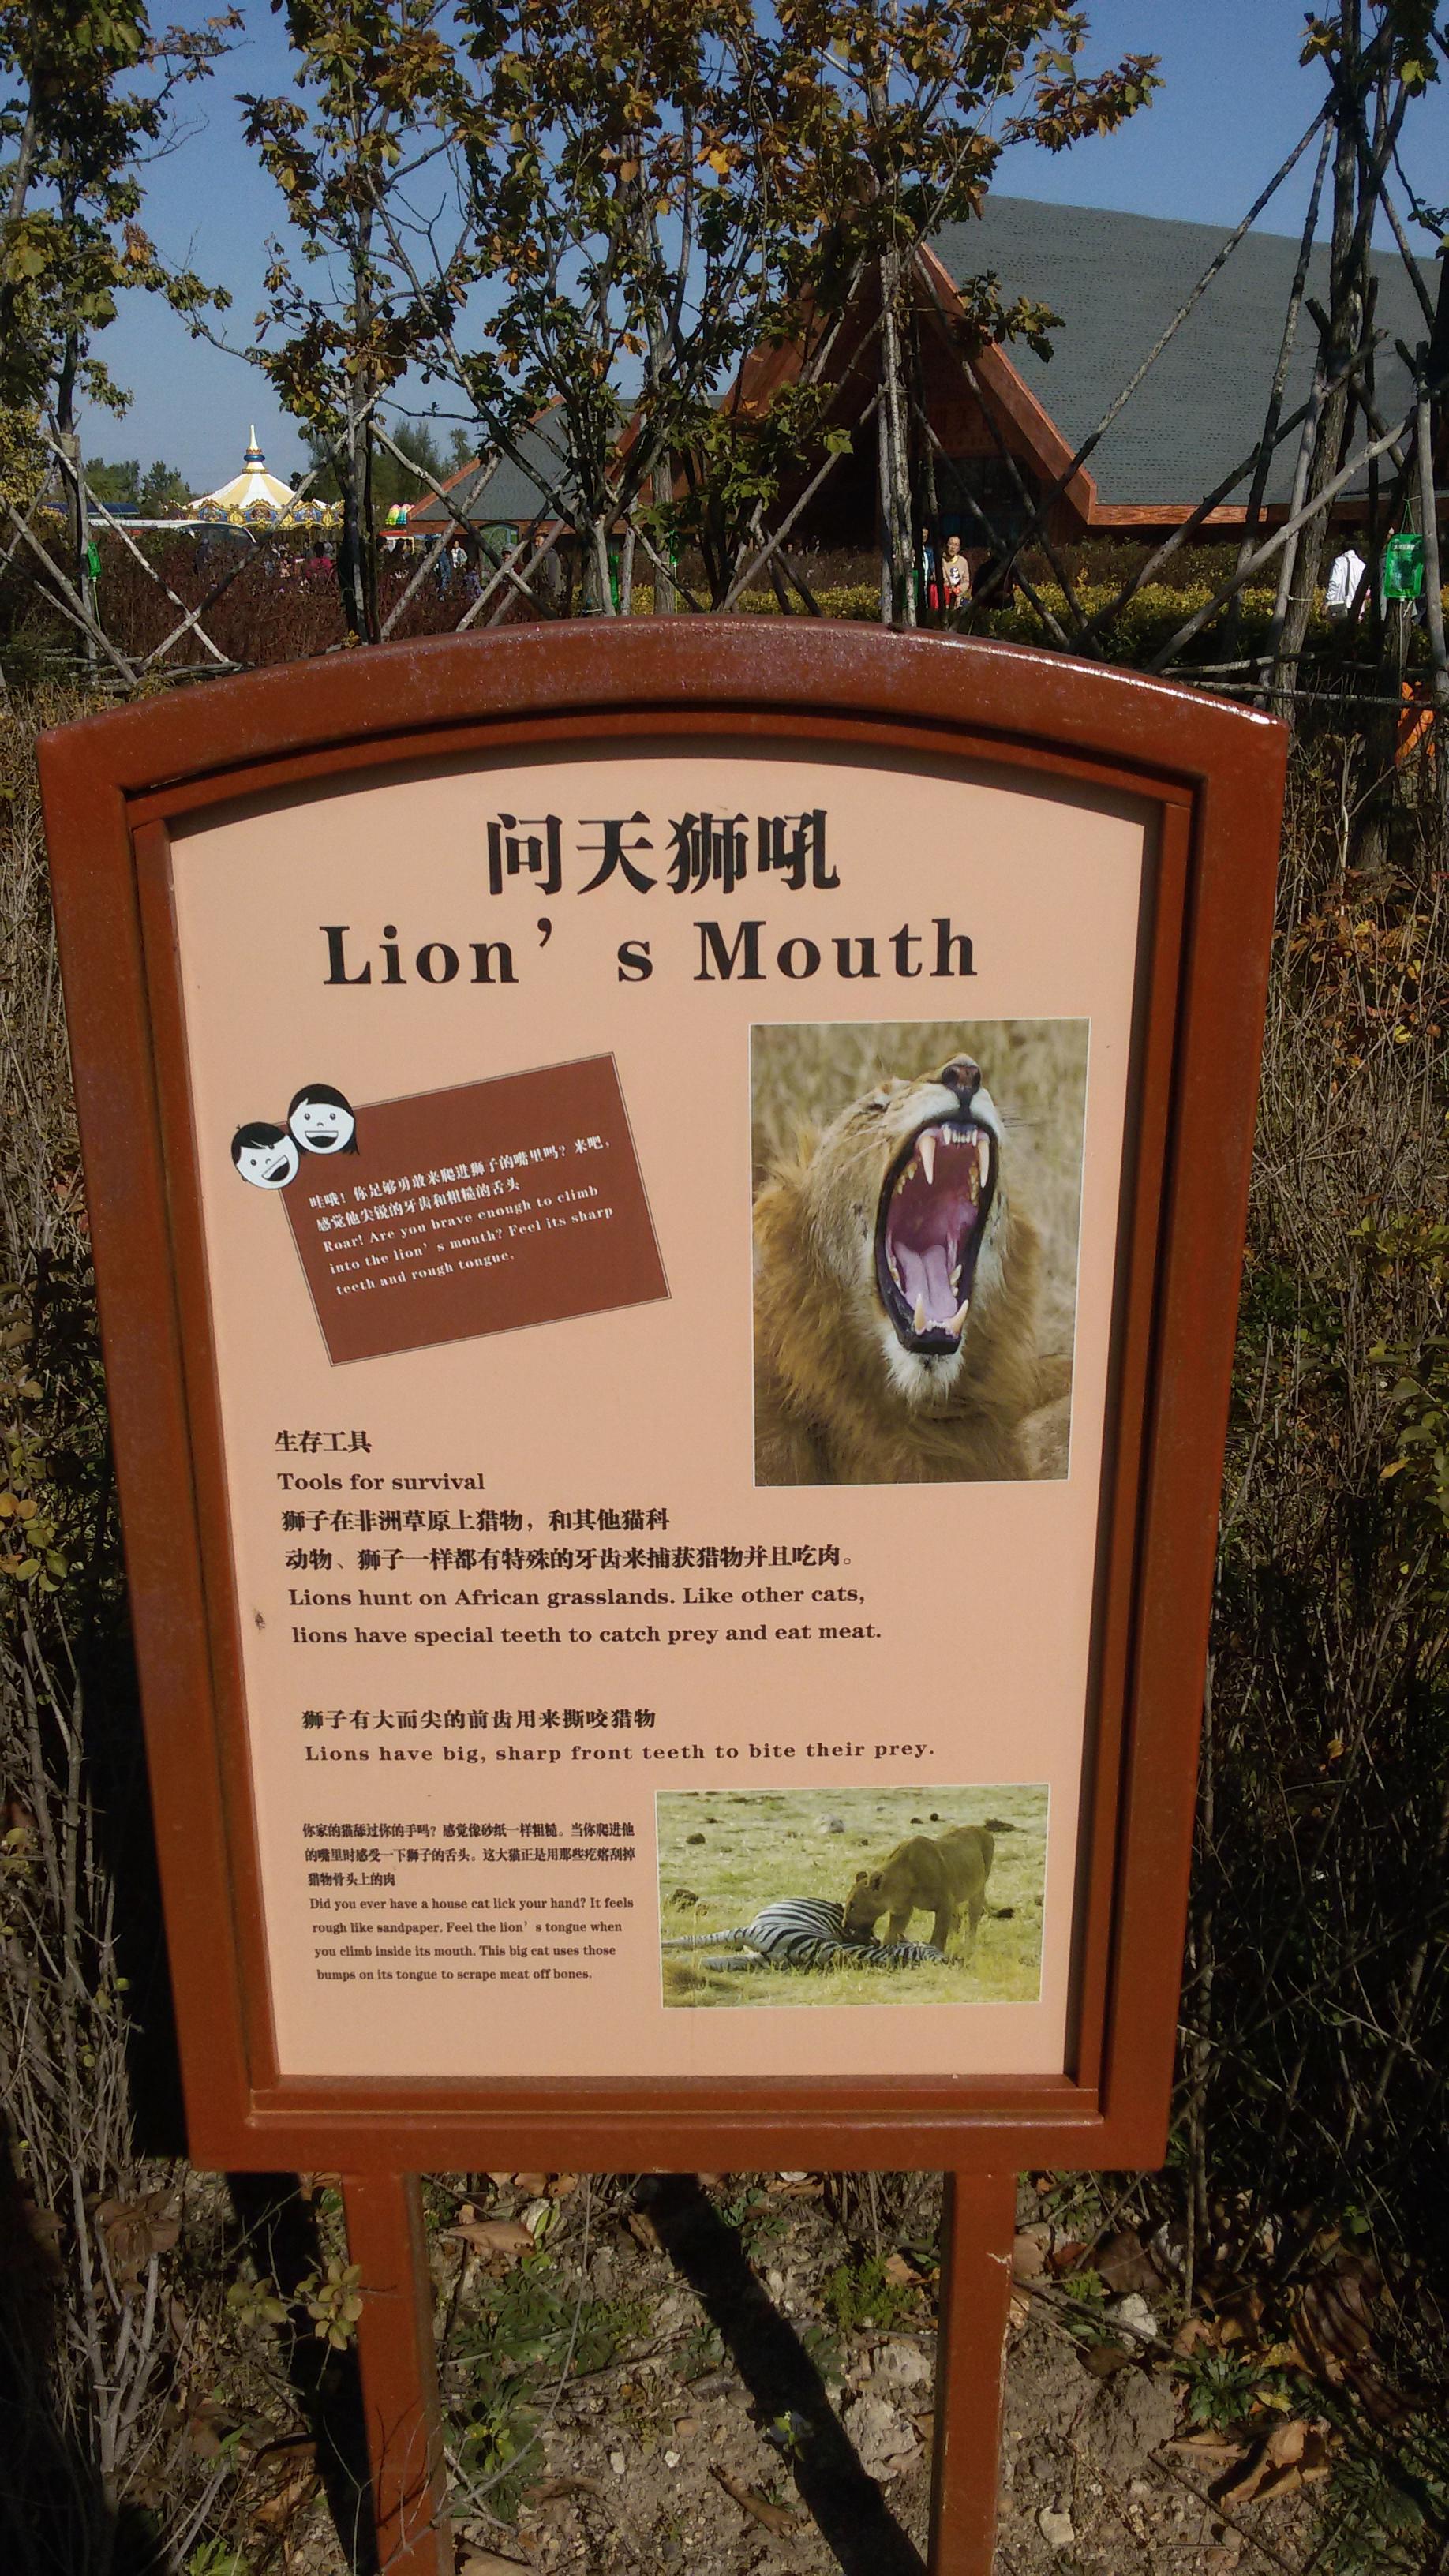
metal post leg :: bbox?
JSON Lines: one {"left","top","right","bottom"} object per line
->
{"left": 343, "top": 2172, "right": 451, "bottom": 2576}
{"left": 929, "top": 2170, "right": 1017, "bottom": 2575}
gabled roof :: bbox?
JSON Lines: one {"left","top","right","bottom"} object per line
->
{"left": 930, "top": 195, "right": 1438, "bottom": 511}
{"left": 411, "top": 415, "right": 573, "bottom": 526}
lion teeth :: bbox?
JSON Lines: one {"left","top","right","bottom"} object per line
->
{"left": 950, "top": 1264, "right": 962, "bottom": 1290}
{"left": 949, "top": 1298, "right": 970, "bottom": 1335}
{"left": 918, "top": 1131, "right": 936, "bottom": 1186}
{"left": 912, "top": 1294, "right": 927, "bottom": 1335}
{"left": 977, "top": 1133, "right": 990, "bottom": 1187}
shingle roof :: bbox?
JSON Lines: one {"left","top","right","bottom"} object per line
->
{"left": 412, "top": 414, "right": 572, "bottom": 526}
{"left": 930, "top": 195, "right": 1439, "bottom": 507}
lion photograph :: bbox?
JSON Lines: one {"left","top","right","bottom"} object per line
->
{"left": 751, "top": 1018, "right": 1088, "bottom": 1486}
{"left": 657, "top": 1783, "right": 1048, "bottom": 2011}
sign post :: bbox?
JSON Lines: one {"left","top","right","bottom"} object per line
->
{"left": 39, "top": 624, "right": 1286, "bottom": 2573}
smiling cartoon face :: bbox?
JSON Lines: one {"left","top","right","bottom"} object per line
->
{"left": 232, "top": 1123, "right": 300, "bottom": 1189}
{"left": 288, "top": 1084, "right": 358, "bottom": 1155}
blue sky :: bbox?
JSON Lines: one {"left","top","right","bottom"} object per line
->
{"left": 83, "top": 2, "right": 1449, "bottom": 489}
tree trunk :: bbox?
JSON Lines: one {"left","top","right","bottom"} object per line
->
{"left": 878, "top": 249, "right": 915, "bottom": 627}
{"left": 651, "top": 452, "right": 676, "bottom": 614}
{"left": 912, "top": 316, "right": 939, "bottom": 623}
{"left": 361, "top": 414, "right": 380, "bottom": 641}
{"left": 336, "top": 417, "right": 369, "bottom": 642}
{"left": 1418, "top": 370, "right": 1449, "bottom": 838}
{"left": 53, "top": 313, "right": 96, "bottom": 682}
{"left": 1277, "top": 0, "right": 1364, "bottom": 703}
{"left": 1354, "top": 552, "right": 1411, "bottom": 875}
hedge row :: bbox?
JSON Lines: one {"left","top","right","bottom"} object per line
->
{"left": 623, "top": 578, "right": 1447, "bottom": 668}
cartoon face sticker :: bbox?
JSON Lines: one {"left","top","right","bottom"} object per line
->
{"left": 288, "top": 1083, "right": 358, "bottom": 1155}
{"left": 232, "top": 1121, "right": 301, "bottom": 1189}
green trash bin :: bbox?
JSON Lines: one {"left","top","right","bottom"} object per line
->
{"left": 1383, "top": 532, "right": 1425, "bottom": 601}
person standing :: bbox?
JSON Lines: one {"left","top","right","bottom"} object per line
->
{"left": 1325, "top": 544, "right": 1367, "bottom": 618}
{"left": 918, "top": 526, "right": 939, "bottom": 614}
{"left": 942, "top": 534, "right": 971, "bottom": 610}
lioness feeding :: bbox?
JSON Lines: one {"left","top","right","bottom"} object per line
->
{"left": 753, "top": 1053, "right": 1071, "bottom": 1484}
{"left": 844, "top": 1825, "right": 994, "bottom": 1956}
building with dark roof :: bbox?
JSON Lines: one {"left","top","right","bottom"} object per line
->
{"left": 413, "top": 196, "right": 1441, "bottom": 560}
{"left": 931, "top": 194, "right": 1437, "bottom": 528}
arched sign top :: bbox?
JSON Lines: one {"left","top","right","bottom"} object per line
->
{"left": 50, "top": 617, "right": 1279, "bottom": 819}
{"left": 39, "top": 625, "right": 1286, "bottom": 2175}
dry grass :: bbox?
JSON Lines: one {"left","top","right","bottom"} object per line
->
{"left": 0, "top": 692, "right": 350, "bottom": 2575}
{"left": 750, "top": 1015, "right": 1088, "bottom": 1357}
{"left": 657, "top": 1780, "right": 1047, "bottom": 2009}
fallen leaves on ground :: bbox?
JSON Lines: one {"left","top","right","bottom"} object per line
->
{"left": 1219, "top": 2417, "right": 1331, "bottom": 2507}
{"left": 1012, "top": 2231, "right": 1048, "bottom": 2282}
{"left": 92, "top": 2190, "right": 180, "bottom": 2288}
{"left": 1096, "top": 2225, "right": 1168, "bottom": 2297}
{"left": 525, "top": 2474, "right": 602, "bottom": 2504}
{"left": 249, "top": 2458, "right": 320, "bottom": 2530}
{"left": 711, "top": 2464, "right": 799, "bottom": 2537}
{"left": 440, "top": 2217, "right": 535, "bottom": 2266}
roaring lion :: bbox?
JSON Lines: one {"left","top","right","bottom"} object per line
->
{"left": 844, "top": 1825, "right": 995, "bottom": 1955}
{"left": 752, "top": 1053, "right": 1070, "bottom": 1485}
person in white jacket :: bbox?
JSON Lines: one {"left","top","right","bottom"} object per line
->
{"left": 1325, "top": 545, "right": 1367, "bottom": 616}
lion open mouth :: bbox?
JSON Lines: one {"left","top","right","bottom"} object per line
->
{"left": 875, "top": 1116, "right": 994, "bottom": 1352}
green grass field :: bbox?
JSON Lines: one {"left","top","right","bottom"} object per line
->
{"left": 657, "top": 1781, "right": 1047, "bottom": 2010}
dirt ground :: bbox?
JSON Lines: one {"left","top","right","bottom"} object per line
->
{"left": 417, "top": 2173, "right": 1327, "bottom": 2576}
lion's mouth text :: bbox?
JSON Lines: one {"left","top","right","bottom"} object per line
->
{"left": 875, "top": 1117, "right": 994, "bottom": 1353}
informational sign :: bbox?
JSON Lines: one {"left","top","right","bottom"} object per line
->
{"left": 177, "top": 744, "right": 1138, "bottom": 2094}
{"left": 38, "top": 625, "right": 1285, "bottom": 2174}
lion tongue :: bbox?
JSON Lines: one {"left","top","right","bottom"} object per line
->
{"left": 897, "top": 1241, "right": 957, "bottom": 1330}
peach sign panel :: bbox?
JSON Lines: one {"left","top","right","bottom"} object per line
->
{"left": 169, "top": 742, "right": 1150, "bottom": 2082}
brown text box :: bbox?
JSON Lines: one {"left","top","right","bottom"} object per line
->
{"left": 285, "top": 1056, "right": 666, "bottom": 1364}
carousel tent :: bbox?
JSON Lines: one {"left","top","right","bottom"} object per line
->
{"left": 193, "top": 429, "right": 331, "bottom": 525}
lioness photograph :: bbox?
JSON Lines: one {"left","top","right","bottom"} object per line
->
{"left": 657, "top": 1782, "right": 1047, "bottom": 2010}
{"left": 751, "top": 1018, "right": 1087, "bottom": 1485}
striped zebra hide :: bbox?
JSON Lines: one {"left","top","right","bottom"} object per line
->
{"left": 661, "top": 1896, "right": 946, "bottom": 1972}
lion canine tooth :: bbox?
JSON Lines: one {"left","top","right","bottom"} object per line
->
{"left": 919, "top": 1130, "right": 936, "bottom": 1187}
{"left": 912, "top": 1294, "right": 927, "bottom": 1335}
{"left": 977, "top": 1133, "right": 990, "bottom": 1187}
{"left": 949, "top": 1298, "right": 970, "bottom": 1334}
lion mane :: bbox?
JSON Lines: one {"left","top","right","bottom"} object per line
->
{"left": 752, "top": 1054, "right": 1068, "bottom": 1485}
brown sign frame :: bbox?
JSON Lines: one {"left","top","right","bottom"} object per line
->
{"left": 39, "top": 623, "right": 1283, "bottom": 2183}
{"left": 42, "top": 624, "right": 1285, "bottom": 2573}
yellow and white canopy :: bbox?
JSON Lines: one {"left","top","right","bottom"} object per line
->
{"left": 194, "top": 428, "right": 333, "bottom": 526}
